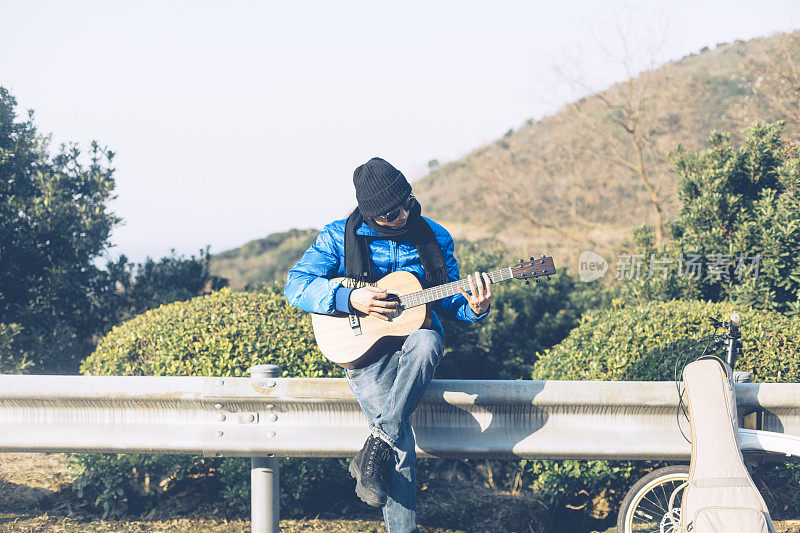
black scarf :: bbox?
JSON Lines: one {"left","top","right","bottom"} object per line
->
{"left": 344, "top": 202, "right": 448, "bottom": 287}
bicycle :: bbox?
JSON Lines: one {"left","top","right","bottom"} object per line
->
{"left": 616, "top": 312, "right": 800, "bottom": 533}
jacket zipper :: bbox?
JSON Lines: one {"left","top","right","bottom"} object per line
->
{"left": 390, "top": 240, "right": 398, "bottom": 272}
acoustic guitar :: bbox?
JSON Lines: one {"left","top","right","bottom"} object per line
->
{"left": 311, "top": 256, "right": 556, "bottom": 369}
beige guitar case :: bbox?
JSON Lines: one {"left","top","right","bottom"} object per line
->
{"left": 680, "top": 358, "right": 775, "bottom": 532}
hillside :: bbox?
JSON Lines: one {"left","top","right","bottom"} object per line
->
{"left": 211, "top": 31, "right": 800, "bottom": 286}
{"left": 413, "top": 31, "right": 800, "bottom": 270}
{"left": 210, "top": 228, "right": 318, "bottom": 290}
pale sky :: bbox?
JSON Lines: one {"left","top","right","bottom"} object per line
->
{"left": 3, "top": 1, "right": 800, "bottom": 265}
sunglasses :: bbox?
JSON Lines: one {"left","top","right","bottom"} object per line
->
{"left": 375, "top": 194, "right": 416, "bottom": 223}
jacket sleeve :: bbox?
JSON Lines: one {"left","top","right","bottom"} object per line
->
{"left": 432, "top": 230, "right": 490, "bottom": 323}
{"left": 284, "top": 225, "right": 347, "bottom": 314}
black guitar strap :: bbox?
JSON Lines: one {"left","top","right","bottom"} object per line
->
{"left": 343, "top": 203, "right": 447, "bottom": 288}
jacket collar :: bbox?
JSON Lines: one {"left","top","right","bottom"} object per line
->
{"left": 355, "top": 218, "right": 432, "bottom": 237}
{"left": 355, "top": 221, "right": 378, "bottom": 236}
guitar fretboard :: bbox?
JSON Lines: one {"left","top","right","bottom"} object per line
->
{"left": 399, "top": 267, "right": 514, "bottom": 309}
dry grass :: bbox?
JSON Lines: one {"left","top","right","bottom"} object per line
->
{"left": 417, "top": 483, "right": 550, "bottom": 533}
{"left": 0, "top": 515, "right": 390, "bottom": 533}
{"left": 2, "top": 515, "right": 798, "bottom": 533}
{"left": 2, "top": 454, "right": 799, "bottom": 533}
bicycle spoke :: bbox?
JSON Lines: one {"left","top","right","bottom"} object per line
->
{"left": 659, "top": 482, "right": 669, "bottom": 508}
{"left": 629, "top": 478, "right": 685, "bottom": 533}
{"left": 641, "top": 493, "right": 668, "bottom": 514}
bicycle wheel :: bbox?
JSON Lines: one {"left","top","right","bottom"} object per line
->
{"left": 616, "top": 465, "right": 689, "bottom": 533}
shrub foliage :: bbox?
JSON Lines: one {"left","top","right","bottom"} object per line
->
{"left": 533, "top": 299, "right": 800, "bottom": 382}
{"left": 0, "top": 87, "right": 225, "bottom": 373}
{"left": 438, "top": 241, "right": 609, "bottom": 380}
{"left": 74, "top": 285, "right": 346, "bottom": 518}
{"left": 624, "top": 123, "right": 800, "bottom": 315}
{"left": 0, "top": 87, "right": 119, "bottom": 372}
{"left": 524, "top": 299, "right": 800, "bottom": 522}
{"left": 82, "top": 285, "right": 337, "bottom": 378}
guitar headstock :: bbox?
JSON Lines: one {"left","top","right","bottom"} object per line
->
{"left": 511, "top": 255, "right": 556, "bottom": 283}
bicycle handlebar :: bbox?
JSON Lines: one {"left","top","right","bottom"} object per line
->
{"left": 703, "top": 313, "right": 743, "bottom": 367}
{"left": 727, "top": 312, "right": 742, "bottom": 367}
{"left": 730, "top": 312, "right": 741, "bottom": 329}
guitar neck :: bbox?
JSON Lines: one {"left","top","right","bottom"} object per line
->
{"left": 399, "top": 267, "right": 514, "bottom": 309}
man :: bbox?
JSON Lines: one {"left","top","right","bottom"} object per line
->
{"left": 284, "top": 157, "right": 492, "bottom": 533}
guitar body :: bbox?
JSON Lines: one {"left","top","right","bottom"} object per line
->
{"left": 310, "top": 256, "right": 556, "bottom": 369}
{"left": 312, "top": 270, "right": 430, "bottom": 369}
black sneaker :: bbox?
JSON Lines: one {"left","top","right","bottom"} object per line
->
{"left": 349, "top": 435, "right": 395, "bottom": 507}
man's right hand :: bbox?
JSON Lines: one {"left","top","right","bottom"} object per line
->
{"left": 349, "top": 286, "right": 399, "bottom": 321}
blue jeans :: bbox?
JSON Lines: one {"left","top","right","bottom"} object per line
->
{"left": 345, "top": 329, "right": 445, "bottom": 533}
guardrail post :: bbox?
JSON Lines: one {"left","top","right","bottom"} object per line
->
{"left": 249, "top": 364, "right": 281, "bottom": 533}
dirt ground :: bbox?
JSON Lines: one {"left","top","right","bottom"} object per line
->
{"left": 0, "top": 515, "right": 393, "bottom": 533}
{"left": 1, "top": 453, "right": 798, "bottom": 533}
{"left": 2, "top": 515, "right": 799, "bottom": 533}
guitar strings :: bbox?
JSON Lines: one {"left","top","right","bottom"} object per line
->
{"left": 346, "top": 259, "right": 551, "bottom": 309}
{"left": 400, "top": 268, "right": 511, "bottom": 309}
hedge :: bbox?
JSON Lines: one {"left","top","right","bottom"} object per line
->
{"left": 522, "top": 299, "right": 800, "bottom": 522}
{"left": 533, "top": 299, "right": 800, "bottom": 382}
{"left": 72, "top": 285, "right": 349, "bottom": 519}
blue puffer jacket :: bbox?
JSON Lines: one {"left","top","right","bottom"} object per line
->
{"left": 284, "top": 216, "right": 489, "bottom": 341}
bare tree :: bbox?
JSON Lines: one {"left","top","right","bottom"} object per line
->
{"left": 550, "top": 12, "right": 675, "bottom": 248}
{"left": 567, "top": 69, "right": 669, "bottom": 247}
{"left": 476, "top": 148, "right": 603, "bottom": 250}
{"left": 464, "top": 7, "right": 684, "bottom": 262}
{"left": 738, "top": 32, "right": 800, "bottom": 135}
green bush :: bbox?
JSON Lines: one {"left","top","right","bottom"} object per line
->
{"left": 621, "top": 123, "right": 800, "bottom": 315}
{"left": 438, "top": 241, "right": 611, "bottom": 380}
{"left": 0, "top": 87, "right": 120, "bottom": 373}
{"left": 533, "top": 299, "right": 800, "bottom": 382}
{"left": 524, "top": 459, "right": 640, "bottom": 523}
{"left": 66, "top": 453, "right": 206, "bottom": 519}
{"left": 524, "top": 299, "right": 800, "bottom": 522}
{"left": 73, "top": 285, "right": 348, "bottom": 518}
{"left": 219, "top": 456, "right": 353, "bottom": 518}
{"left": 82, "top": 285, "right": 337, "bottom": 378}
{"left": 0, "top": 323, "right": 33, "bottom": 373}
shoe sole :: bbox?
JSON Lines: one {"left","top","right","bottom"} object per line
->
{"left": 349, "top": 459, "right": 386, "bottom": 508}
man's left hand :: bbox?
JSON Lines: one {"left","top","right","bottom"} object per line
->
{"left": 458, "top": 271, "right": 492, "bottom": 315}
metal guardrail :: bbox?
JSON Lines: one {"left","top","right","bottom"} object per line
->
{"left": 2, "top": 373, "right": 799, "bottom": 459}
{"left": 2, "top": 369, "right": 799, "bottom": 532}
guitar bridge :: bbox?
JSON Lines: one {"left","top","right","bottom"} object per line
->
{"left": 348, "top": 313, "right": 362, "bottom": 336}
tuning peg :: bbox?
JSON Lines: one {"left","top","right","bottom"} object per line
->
{"left": 524, "top": 279, "right": 529, "bottom": 285}
{"left": 518, "top": 258, "right": 524, "bottom": 265}
{"left": 536, "top": 278, "right": 540, "bottom": 283}
{"left": 547, "top": 276, "right": 551, "bottom": 281}
{"left": 530, "top": 256, "right": 534, "bottom": 261}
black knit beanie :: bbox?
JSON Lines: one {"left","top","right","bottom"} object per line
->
{"left": 352, "top": 157, "right": 412, "bottom": 217}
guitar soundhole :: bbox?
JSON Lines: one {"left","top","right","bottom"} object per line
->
{"left": 384, "top": 292, "right": 403, "bottom": 320}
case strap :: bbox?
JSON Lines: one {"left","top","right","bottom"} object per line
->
{"left": 689, "top": 476, "right": 752, "bottom": 488}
